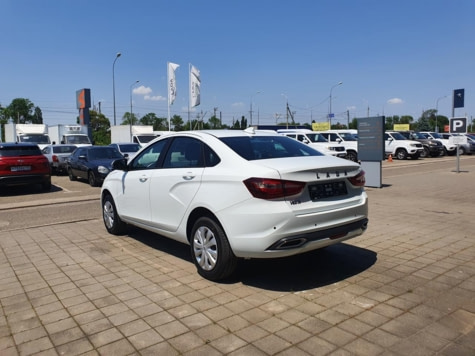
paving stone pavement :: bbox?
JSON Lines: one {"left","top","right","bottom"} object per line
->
{"left": 1, "top": 158, "right": 474, "bottom": 355}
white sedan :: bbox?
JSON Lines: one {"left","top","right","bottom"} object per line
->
{"left": 101, "top": 128, "right": 368, "bottom": 281}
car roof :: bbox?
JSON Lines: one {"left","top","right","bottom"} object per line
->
{"left": 150, "top": 129, "right": 280, "bottom": 140}
{"left": 0, "top": 142, "right": 39, "bottom": 148}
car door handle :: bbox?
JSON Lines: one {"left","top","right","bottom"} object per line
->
{"left": 183, "top": 175, "right": 195, "bottom": 181}
{"left": 139, "top": 177, "right": 148, "bottom": 182}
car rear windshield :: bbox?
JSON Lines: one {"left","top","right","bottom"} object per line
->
{"left": 220, "top": 135, "right": 324, "bottom": 160}
{"left": 0, "top": 145, "right": 42, "bottom": 157}
{"left": 89, "top": 147, "right": 124, "bottom": 160}
{"left": 118, "top": 144, "right": 141, "bottom": 152}
{"left": 53, "top": 146, "right": 76, "bottom": 154}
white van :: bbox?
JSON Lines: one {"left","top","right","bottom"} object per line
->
{"left": 315, "top": 130, "right": 359, "bottom": 162}
{"left": 277, "top": 129, "right": 347, "bottom": 158}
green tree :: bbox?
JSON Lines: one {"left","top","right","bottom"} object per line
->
{"left": 121, "top": 112, "right": 140, "bottom": 125}
{"left": 231, "top": 118, "right": 241, "bottom": 129}
{"left": 427, "top": 109, "right": 449, "bottom": 132}
{"left": 171, "top": 114, "right": 185, "bottom": 131}
{"left": 6, "top": 98, "right": 36, "bottom": 123}
{"left": 416, "top": 110, "right": 433, "bottom": 131}
{"left": 400, "top": 115, "right": 414, "bottom": 125}
{"left": 33, "top": 106, "right": 43, "bottom": 124}
{"left": 89, "top": 110, "right": 111, "bottom": 145}
{"left": 139, "top": 113, "right": 168, "bottom": 130}
{"left": 0, "top": 105, "right": 7, "bottom": 141}
{"left": 240, "top": 116, "right": 247, "bottom": 129}
{"left": 208, "top": 115, "right": 221, "bottom": 129}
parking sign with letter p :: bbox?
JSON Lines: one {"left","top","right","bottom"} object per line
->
{"left": 449, "top": 117, "right": 467, "bottom": 133}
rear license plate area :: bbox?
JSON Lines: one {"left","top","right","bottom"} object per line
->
{"left": 309, "top": 181, "right": 347, "bottom": 200}
{"left": 11, "top": 166, "right": 31, "bottom": 172}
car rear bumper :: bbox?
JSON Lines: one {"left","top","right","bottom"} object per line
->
{"left": 219, "top": 193, "right": 369, "bottom": 258}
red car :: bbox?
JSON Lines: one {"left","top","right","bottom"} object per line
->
{"left": 0, "top": 142, "right": 51, "bottom": 191}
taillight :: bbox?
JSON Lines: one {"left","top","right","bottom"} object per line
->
{"left": 348, "top": 170, "right": 365, "bottom": 187}
{"left": 52, "top": 155, "right": 59, "bottom": 162}
{"left": 244, "top": 178, "right": 306, "bottom": 199}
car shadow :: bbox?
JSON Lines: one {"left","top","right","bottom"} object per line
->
{"left": 0, "top": 183, "right": 63, "bottom": 196}
{"left": 125, "top": 226, "right": 377, "bottom": 292}
{"left": 237, "top": 245, "right": 377, "bottom": 291}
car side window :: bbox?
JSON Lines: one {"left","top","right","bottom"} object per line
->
{"left": 163, "top": 137, "right": 204, "bottom": 168}
{"left": 131, "top": 139, "right": 169, "bottom": 170}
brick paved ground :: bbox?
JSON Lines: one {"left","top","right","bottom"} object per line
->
{"left": 1, "top": 159, "right": 474, "bottom": 355}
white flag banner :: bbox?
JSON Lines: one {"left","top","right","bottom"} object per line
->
{"left": 168, "top": 62, "right": 179, "bottom": 105}
{"left": 190, "top": 65, "right": 201, "bottom": 107}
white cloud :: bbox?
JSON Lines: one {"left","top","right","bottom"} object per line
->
{"left": 133, "top": 85, "right": 152, "bottom": 95}
{"left": 387, "top": 98, "right": 403, "bottom": 105}
{"left": 144, "top": 95, "right": 166, "bottom": 101}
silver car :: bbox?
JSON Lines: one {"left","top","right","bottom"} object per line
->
{"left": 41, "top": 144, "right": 77, "bottom": 175}
{"left": 109, "top": 143, "right": 141, "bottom": 161}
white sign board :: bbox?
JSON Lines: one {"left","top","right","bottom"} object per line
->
{"left": 449, "top": 136, "right": 467, "bottom": 145}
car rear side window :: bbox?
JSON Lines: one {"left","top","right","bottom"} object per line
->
{"left": 0, "top": 145, "right": 42, "bottom": 157}
{"left": 220, "top": 136, "right": 324, "bottom": 160}
{"left": 162, "top": 137, "right": 204, "bottom": 168}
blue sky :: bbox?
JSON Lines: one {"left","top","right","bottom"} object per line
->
{"left": 1, "top": 0, "right": 474, "bottom": 127}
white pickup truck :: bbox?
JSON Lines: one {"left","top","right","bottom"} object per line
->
{"left": 385, "top": 131, "right": 423, "bottom": 160}
{"left": 277, "top": 129, "right": 347, "bottom": 158}
{"left": 420, "top": 132, "right": 457, "bottom": 156}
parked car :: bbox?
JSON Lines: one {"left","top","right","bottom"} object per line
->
{"left": 397, "top": 131, "right": 444, "bottom": 158}
{"left": 277, "top": 129, "right": 347, "bottom": 158}
{"left": 385, "top": 131, "right": 423, "bottom": 160}
{"left": 41, "top": 144, "right": 77, "bottom": 175}
{"left": 439, "top": 133, "right": 475, "bottom": 155}
{"left": 109, "top": 143, "right": 141, "bottom": 161}
{"left": 0, "top": 142, "right": 51, "bottom": 191}
{"left": 67, "top": 146, "right": 125, "bottom": 187}
{"left": 315, "top": 130, "right": 359, "bottom": 162}
{"left": 420, "top": 132, "right": 457, "bottom": 156}
{"left": 101, "top": 129, "right": 368, "bottom": 281}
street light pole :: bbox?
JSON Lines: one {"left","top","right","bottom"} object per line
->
{"left": 130, "top": 80, "right": 139, "bottom": 142}
{"left": 435, "top": 95, "right": 448, "bottom": 133}
{"left": 130, "top": 80, "right": 139, "bottom": 123}
{"left": 329, "top": 81, "right": 343, "bottom": 127}
{"left": 112, "top": 52, "right": 121, "bottom": 126}
{"left": 250, "top": 91, "right": 260, "bottom": 127}
{"left": 281, "top": 94, "right": 289, "bottom": 129}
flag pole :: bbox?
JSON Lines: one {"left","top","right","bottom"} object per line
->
{"left": 167, "top": 62, "right": 171, "bottom": 131}
{"left": 188, "top": 63, "right": 191, "bottom": 130}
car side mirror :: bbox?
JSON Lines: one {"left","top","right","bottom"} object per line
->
{"left": 79, "top": 154, "right": 87, "bottom": 161}
{"left": 112, "top": 158, "right": 128, "bottom": 171}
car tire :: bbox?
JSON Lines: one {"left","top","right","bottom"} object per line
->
{"left": 191, "top": 216, "right": 238, "bottom": 281}
{"left": 102, "top": 194, "right": 127, "bottom": 235}
{"left": 346, "top": 151, "right": 358, "bottom": 162}
{"left": 68, "top": 167, "right": 77, "bottom": 181}
{"left": 420, "top": 147, "right": 430, "bottom": 158}
{"left": 88, "top": 171, "right": 98, "bottom": 187}
{"left": 396, "top": 149, "right": 408, "bottom": 160}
